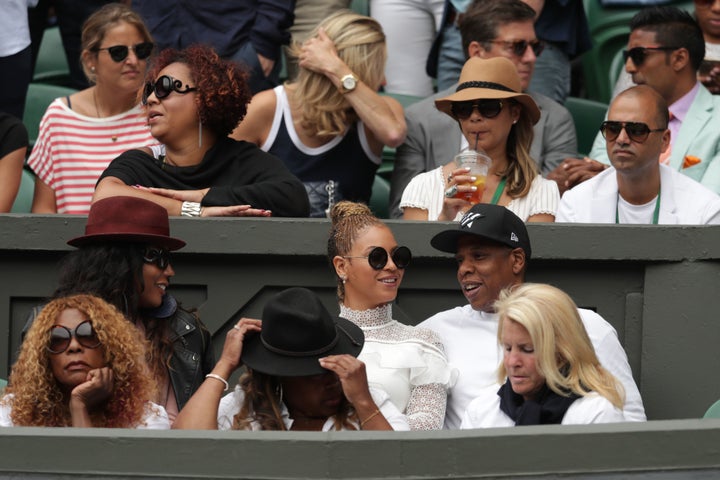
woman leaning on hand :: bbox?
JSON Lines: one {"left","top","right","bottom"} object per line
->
{"left": 173, "top": 287, "right": 409, "bottom": 431}
{"left": 1, "top": 294, "right": 168, "bottom": 428}
{"left": 94, "top": 45, "right": 310, "bottom": 218}
{"left": 28, "top": 3, "right": 157, "bottom": 214}
{"left": 461, "top": 283, "right": 626, "bottom": 428}
{"left": 400, "top": 56, "right": 559, "bottom": 222}
{"left": 232, "top": 10, "right": 406, "bottom": 217}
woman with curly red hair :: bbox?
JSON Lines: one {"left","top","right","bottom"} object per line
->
{"left": 1, "top": 294, "right": 168, "bottom": 428}
{"left": 94, "top": 44, "right": 309, "bottom": 218}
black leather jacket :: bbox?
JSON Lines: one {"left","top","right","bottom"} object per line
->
{"left": 165, "top": 308, "right": 216, "bottom": 410}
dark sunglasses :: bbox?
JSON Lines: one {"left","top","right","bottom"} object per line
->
{"left": 622, "top": 46, "right": 679, "bottom": 67}
{"left": 142, "top": 75, "right": 198, "bottom": 105}
{"left": 48, "top": 320, "right": 101, "bottom": 354}
{"left": 95, "top": 42, "right": 154, "bottom": 62}
{"left": 600, "top": 121, "right": 666, "bottom": 143}
{"left": 143, "top": 248, "right": 171, "bottom": 270}
{"left": 451, "top": 99, "right": 504, "bottom": 120}
{"left": 343, "top": 246, "right": 412, "bottom": 270}
{"left": 489, "top": 39, "right": 544, "bottom": 58}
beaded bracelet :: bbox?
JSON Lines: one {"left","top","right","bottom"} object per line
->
{"left": 205, "top": 373, "right": 229, "bottom": 391}
{"left": 359, "top": 408, "right": 381, "bottom": 428}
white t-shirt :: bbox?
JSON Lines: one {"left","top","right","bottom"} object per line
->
{"left": 0, "top": 394, "right": 170, "bottom": 428}
{"left": 217, "top": 385, "right": 410, "bottom": 431}
{"left": 460, "top": 385, "right": 625, "bottom": 428}
{"left": 419, "top": 305, "right": 646, "bottom": 429}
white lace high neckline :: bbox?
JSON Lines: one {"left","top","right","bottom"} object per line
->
{"left": 340, "top": 303, "right": 393, "bottom": 329}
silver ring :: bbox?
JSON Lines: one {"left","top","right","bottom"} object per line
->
{"left": 444, "top": 185, "right": 458, "bottom": 198}
{"left": 447, "top": 173, "right": 453, "bottom": 183}
{"left": 232, "top": 325, "right": 241, "bottom": 331}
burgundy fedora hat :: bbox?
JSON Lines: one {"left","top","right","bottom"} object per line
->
{"left": 67, "top": 196, "right": 186, "bottom": 250}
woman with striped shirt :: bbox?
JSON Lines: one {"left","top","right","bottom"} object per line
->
{"left": 27, "top": 4, "right": 156, "bottom": 214}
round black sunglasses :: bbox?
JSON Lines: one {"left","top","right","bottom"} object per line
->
{"left": 343, "top": 246, "right": 412, "bottom": 270}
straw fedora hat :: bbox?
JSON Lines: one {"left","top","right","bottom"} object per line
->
{"left": 435, "top": 56, "right": 540, "bottom": 125}
{"left": 242, "top": 287, "right": 364, "bottom": 377}
{"left": 67, "top": 196, "right": 186, "bottom": 250}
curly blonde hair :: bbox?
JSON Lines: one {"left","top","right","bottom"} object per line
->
{"left": 327, "top": 201, "right": 385, "bottom": 301}
{"left": 4, "top": 294, "right": 157, "bottom": 427}
{"left": 495, "top": 284, "right": 624, "bottom": 409}
{"left": 287, "top": 10, "right": 386, "bottom": 138}
{"left": 233, "top": 370, "right": 358, "bottom": 431}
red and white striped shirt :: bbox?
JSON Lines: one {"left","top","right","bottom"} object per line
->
{"left": 27, "top": 99, "right": 157, "bottom": 214}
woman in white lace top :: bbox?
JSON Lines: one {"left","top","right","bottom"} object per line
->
{"left": 327, "top": 201, "right": 456, "bottom": 430}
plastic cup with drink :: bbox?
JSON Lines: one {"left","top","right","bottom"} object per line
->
{"left": 452, "top": 148, "right": 491, "bottom": 204}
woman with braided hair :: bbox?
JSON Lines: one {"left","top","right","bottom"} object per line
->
{"left": 327, "top": 201, "right": 455, "bottom": 430}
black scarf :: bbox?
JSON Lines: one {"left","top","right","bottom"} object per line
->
{"left": 498, "top": 379, "right": 580, "bottom": 425}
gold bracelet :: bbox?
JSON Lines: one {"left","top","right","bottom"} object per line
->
{"left": 359, "top": 408, "right": 381, "bottom": 428}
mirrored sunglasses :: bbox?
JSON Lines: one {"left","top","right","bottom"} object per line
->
{"left": 622, "top": 46, "right": 679, "bottom": 67}
{"left": 142, "top": 75, "right": 198, "bottom": 105}
{"left": 489, "top": 39, "right": 544, "bottom": 58}
{"left": 143, "top": 248, "right": 171, "bottom": 270}
{"left": 343, "top": 246, "right": 412, "bottom": 270}
{"left": 600, "top": 121, "right": 665, "bottom": 143}
{"left": 96, "top": 42, "right": 154, "bottom": 62}
{"left": 48, "top": 320, "right": 101, "bottom": 354}
{"left": 451, "top": 99, "right": 504, "bottom": 120}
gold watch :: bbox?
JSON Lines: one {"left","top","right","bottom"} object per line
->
{"left": 340, "top": 73, "right": 358, "bottom": 93}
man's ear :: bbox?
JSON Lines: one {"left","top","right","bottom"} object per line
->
{"left": 670, "top": 47, "right": 690, "bottom": 72}
{"left": 468, "top": 41, "right": 487, "bottom": 59}
{"left": 510, "top": 248, "right": 526, "bottom": 275}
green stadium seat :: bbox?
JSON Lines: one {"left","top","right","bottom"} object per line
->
{"left": 33, "top": 26, "right": 71, "bottom": 86}
{"left": 369, "top": 175, "right": 390, "bottom": 219}
{"left": 23, "top": 83, "right": 78, "bottom": 151}
{"left": 11, "top": 168, "right": 36, "bottom": 214}
{"left": 564, "top": 96, "right": 608, "bottom": 156}
{"left": 350, "top": 0, "right": 369, "bottom": 16}
{"left": 704, "top": 399, "right": 720, "bottom": 418}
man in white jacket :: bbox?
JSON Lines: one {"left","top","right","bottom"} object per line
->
{"left": 419, "top": 204, "right": 646, "bottom": 428}
{"left": 557, "top": 85, "right": 720, "bottom": 224}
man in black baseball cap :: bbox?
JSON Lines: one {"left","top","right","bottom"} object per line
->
{"left": 419, "top": 204, "right": 645, "bottom": 429}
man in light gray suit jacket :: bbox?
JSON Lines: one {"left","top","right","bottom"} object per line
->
{"left": 390, "top": 0, "right": 578, "bottom": 218}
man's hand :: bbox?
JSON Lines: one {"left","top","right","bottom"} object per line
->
{"left": 547, "top": 157, "right": 607, "bottom": 195}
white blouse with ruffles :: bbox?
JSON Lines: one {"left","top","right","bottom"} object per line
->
{"left": 339, "top": 304, "right": 457, "bottom": 430}
{"left": 399, "top": 167, "right": 559, "bottom": 221}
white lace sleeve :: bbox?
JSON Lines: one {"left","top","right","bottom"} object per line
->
{"left": 404, "top": 382, "right": 448, "bottom": 430}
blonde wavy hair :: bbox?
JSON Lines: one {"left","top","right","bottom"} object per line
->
{"left": 327, "top": 201, "right": 385, "bottom": 302}
{"left": 287, "top": 10, "right": 386, "bottom": 138}
{"left": 495, "top": 283, "right": 624, "bottom": 409}
{"left": 233, "top": 370, "right": 358, "bottom": 431}
{"left": 4, "top": 294, "right": 156, "bottom": 427}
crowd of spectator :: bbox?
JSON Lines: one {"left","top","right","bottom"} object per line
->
{"left": 1, "top": 0, "right": 719, "bottom": 438}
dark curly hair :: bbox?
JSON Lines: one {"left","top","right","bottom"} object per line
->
{"left": 53, "top": 244, "right": 175, "bottom": 396}
{"left": 146, "top": 45, "right": 252, "bottom": 137}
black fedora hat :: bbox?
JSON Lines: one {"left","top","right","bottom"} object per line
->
{"left": 67, "top": 196, "right": 185, "bottom": 250}
{"left": 242, "top": 288, "right": 364, "bottom": 377}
